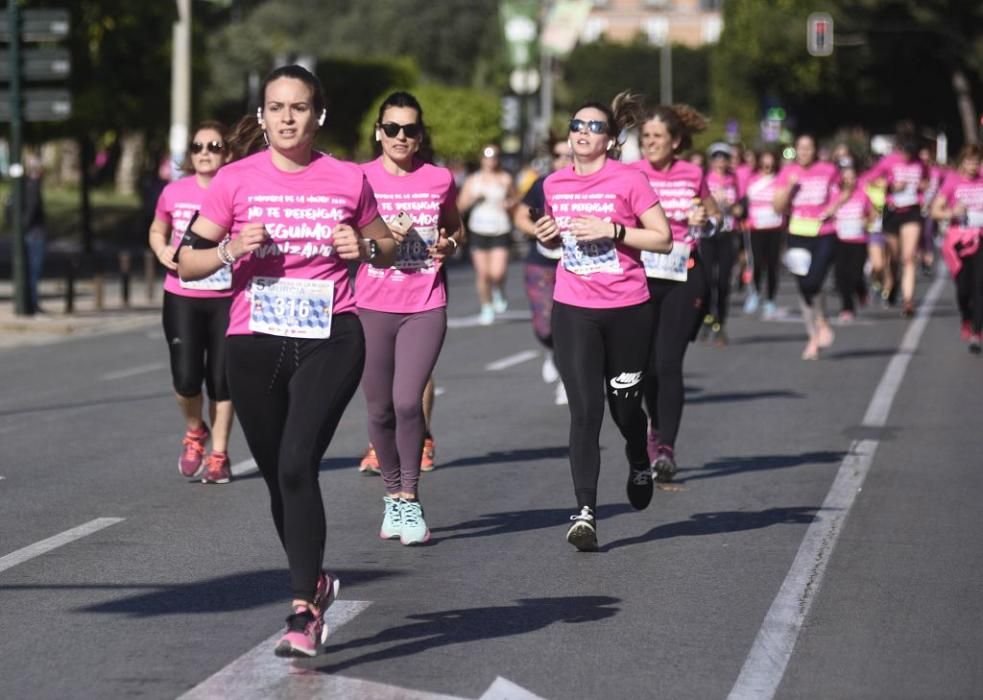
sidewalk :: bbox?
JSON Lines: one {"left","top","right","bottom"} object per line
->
{"left": 0, "top": 276, "right": 161, "bottom": 348}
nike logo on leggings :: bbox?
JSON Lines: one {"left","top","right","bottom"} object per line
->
{"left": 609, "top": 372, "right": 642, "bottom": 390}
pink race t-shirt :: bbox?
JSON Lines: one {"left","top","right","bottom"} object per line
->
{"left": 938, "top": 172, "right": 983, "bottom": 228}
{"left": 544, "top": 159, "right": 660, "bottom": 309}
{"left": 155, "top": 176, "right": 232, "bottom": 299}
{"left": 199, "top": 150, "right": 379, "bottom": 337}
{"left": 775, "top": 161, "right": 840, "bottom": 236}
{"left": 868, "top": 153, "right": 928, "bottom": 210}
{"left": 629, "top": 158, "right": 708, "bottom": 242}
{"left": 735, "top": 163, "right": 754, "bottom": 199}
{"left": 355, "top": 158, "right": 456, "bottom": 314}
{"left": 833, "top": 186, "right": 872, "bottom": 244}
{"left": 706, "top": 170, "right": 739, "bottom": 230}
{"left": 745, "top": 172, "right": 784, "bottom": 231}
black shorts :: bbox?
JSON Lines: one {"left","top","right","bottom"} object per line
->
{"left": 882, "top": 206, "right": 922, "bottom": 234}
{"left": 469, "top": 232, "right": 512, "bottom": 251}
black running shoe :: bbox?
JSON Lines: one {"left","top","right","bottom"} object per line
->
{"left": 566, "top": 506, "right": 598, "bottom": 551}
{"left": 626, "top": 446, "right": 653, "bottom": 510}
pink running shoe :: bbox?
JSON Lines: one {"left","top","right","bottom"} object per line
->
{"left": 961, "top": 320, "right": 972, "bottom": 342}
{"left": 200, "top": 451, "right": 231, "bottom": 484}
{"left": 179, "top": 426, "right": 209, "bottom": 478}
{"left": 313, "top": 571, "right": 341, "bottom": 644}
{"left": 274, "top": 604, "right": 322, "bottom": 658}
{"left": 652, "top": 444, "right": 677, "bottom": 483}
{"left": 646, "top": 424, "right": 661, "bottom": 465}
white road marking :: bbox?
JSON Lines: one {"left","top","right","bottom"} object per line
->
{"left": 180, "top": 595, "right": 541, "bottom": 700}
{"left": 231, "top": 458, "right": 258, "bottom": 478}
{"left": 485, "top": 349, "right": 540, "bottom": 371}
{"left": 728, "top": 271, "right": 945, "bottom": 700}
{"left": 100, "top": 362, "right": 167, "bottom": 381}
{"left": 0, "top": 517, "right": 124, "bottom": 574}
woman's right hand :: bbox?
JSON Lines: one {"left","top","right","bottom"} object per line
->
{"left": 534, "top": 215, "right": 560, "bottom": 247}
{"left": 156, "top": 245, "right": 178, "bottom": 271}
{"left": 230, "top": 222, "right": 268, "bottom": 259}
{"left": 687, "top": 204, "right": 708, "bottom": 227}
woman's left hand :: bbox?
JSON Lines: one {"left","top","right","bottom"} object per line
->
{"left": 569, "top": 215, "right": 615, "bottom": 242}
{"left": 429, "top": 228, "right": 458, "bottom": 261}
{"left": 333, "top": 224, "right": 363, "bottom": 261}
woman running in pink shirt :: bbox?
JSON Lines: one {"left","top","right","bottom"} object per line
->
{"left": 629, "top": 104, "right": 718, "bottom": 483}
{"left": 355, "top": 91, "right": 464, "bottom": 545}
{"left": 178, "top": 65, "right": 397, "bottom": 657}
{"left": 534, "top": 93, "right": 672, "bottom": 550}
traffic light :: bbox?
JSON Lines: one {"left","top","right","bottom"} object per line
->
{"left": 807, "top": 12, "right": 834, "bottom": 57}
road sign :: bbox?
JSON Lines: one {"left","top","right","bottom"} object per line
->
{"left": 0, "top": 9, "right": 69, "bottom": 42}
{"left": 807, "top": 12, "right": 834, "bottom": 57}
{"left": 0, "top": 47, "right": 70, "bottom": 81}
{"left": 0, "top": 88, "right": 71, "bottom": 121}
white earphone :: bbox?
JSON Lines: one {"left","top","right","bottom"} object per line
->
{"left": 317, "top": 110, "right": 326, "bottom": 127}
{"left": 255, "top": 107, "right": 263, "bottom": 126}
{"left": 374, "top": 130, "right": 382, "bottom": 142}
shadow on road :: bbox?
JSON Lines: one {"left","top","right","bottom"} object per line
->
{"left": 824, "top": 348, "right": 897, "bottom": 360}
{"left": 727, "top": 332, "right": 807, "bottom": 346}
{"left": 0, "top": 569, "right": 403, "bottom": 616}
{"left": 600, "top": 506, "right": 825, "bottom": 552}
{"left": 438, "top": 445, "right": 569, "bottom": 470}
{"left": 430, "top": 503, "right": 634, "bottom": 543}
{"left": 677, "top": 449, "right": 845, "bottom": 483}
{"left": 310, "top": 595, "right": 621, "bottom": 675}
{"left": 686, "top": 389, "right": 803, "bottom": 405}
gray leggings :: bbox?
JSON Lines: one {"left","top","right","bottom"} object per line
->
{"left": 360, "top": 307, "right": 447, "bottom": 496}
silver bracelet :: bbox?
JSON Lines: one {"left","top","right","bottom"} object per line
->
{"left": 217, "top": 238, "right": 236, "bottom": 266}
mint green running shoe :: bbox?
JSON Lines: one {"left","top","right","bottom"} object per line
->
{"left": 399, "top": 499, "right": 430, "bottom": 545}
{"left": 379, "top": 495, "right": 402, "bottom": 540}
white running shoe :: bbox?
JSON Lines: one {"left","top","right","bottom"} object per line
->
{"left": 492, "top": 290, "right": 508, "bottom": 314}
{"left": 554, "top": 381, "right": 568, "bottom": 406}
{"left": 478, "top": 305, "right": 495, "bottom": 326}
{"left": 399, "top": 500, "right": 431, "bottom": 545}
{"left": 541, "top": 352, "right": 559, "bottom": 384}
{"left": 566, "top": 506, "right": 598, "bottom": 551}
{"left": 379, "top": 495, "right": 401, "bottom": 540}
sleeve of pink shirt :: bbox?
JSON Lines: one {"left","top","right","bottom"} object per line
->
{"left": 628, "top": 171, "right": 659, "bottom": 217}
{"left": 937, "top": 174, "right": 957, "bottom": 204}
{"left": 698, "top": 174, "right": 711, "bottom": 200}
{"left": 439, "top": 170, "right": 458, "bottom": 220}
{"left": 154, "top": 183, "right": 174, "bottom": 225}
{"left": 199, "top": 170, "right": 236, "bottom": 230}
{"left": 774, "top": 166, "right": 793, "bottom": 189}
{"left": 354, "top": 173, "right": 380, "bottom": 229}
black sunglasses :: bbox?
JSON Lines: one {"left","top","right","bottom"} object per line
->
{"left": 568, "top": 119, "right": 608, "bottom": 135}
{"left": 190, "top": 141, "right": 225, "bottom": 155}
{"left": 379, "top": 122, "right": 422, "bottom": 139}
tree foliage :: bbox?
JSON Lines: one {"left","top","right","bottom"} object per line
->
{"left": 711, "top": 0, "right": 983, "bottom": 145}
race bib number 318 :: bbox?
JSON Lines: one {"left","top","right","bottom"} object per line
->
{"left": 248, "top": 276, "right": 334, "bottom": 339}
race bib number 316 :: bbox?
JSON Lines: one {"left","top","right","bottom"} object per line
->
{"left": 248, "top": 276, "right": 334, "bottom": 339}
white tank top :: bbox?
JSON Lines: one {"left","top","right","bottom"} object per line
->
{"left": 468, "top": 176, "right": 511, "bottom": 235}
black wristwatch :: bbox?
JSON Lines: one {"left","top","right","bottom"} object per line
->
{"left": 363, "top": 238, "right": 379, "bottom": 262}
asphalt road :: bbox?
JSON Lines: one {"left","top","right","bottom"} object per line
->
{"left": 1, "top": 260, "right": 981, "bottom": 699}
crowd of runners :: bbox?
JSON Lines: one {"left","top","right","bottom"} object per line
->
{"left": 146, "top": 64, "right": 983, "bottom": 657}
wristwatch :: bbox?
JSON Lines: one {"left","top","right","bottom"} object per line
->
{"left": 363, "top": 238, "right": 379, "bottom": 261}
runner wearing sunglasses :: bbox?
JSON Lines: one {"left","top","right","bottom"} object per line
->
{"left": 177, "top": 65, "right": 396, "bottom": 657}
{"left": 148, "top": 121, "right": 236, "bottom": 484}
{"left": 514, "top": 136, "right": 572, "bottom": 406}
{"left": 774, "top": 133, "right": 844, "bottom": 360}
{"left": 354, "top": 91, "right": 463, "bottom": 544}
{"left": 629, "top": 104, "right": 716, "bottom": 483}
{"left": 534, "top": 93, "right": 672, "bottom": 550}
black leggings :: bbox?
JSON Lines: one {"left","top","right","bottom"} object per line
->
{"left": 225, "top": 314, "right": 364, "bottom": 602}
{"left": 161, "top": 291, "right": 232, "bottom": 400}
{"left": 789, "top": 234, "right": 837, "bottom": 305}
{"left": 645, "top": 257, "right": 709, "bottom": 449}
{"left": 552, "top": 301, "right": 653, "bottom": 511}
{"left": 955, "top": 245, "right": 983, "bottom": 333}
{"left": 700, "top": 231, "right": 736, "bottom": 324}
{"left": 835, "top": 242, "right": 868, "bottom": 313}
{"left": 750, "top": 229, "right": 783, "bottom": 301}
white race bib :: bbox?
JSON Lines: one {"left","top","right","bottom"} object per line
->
{"left": 750, "top": 205, "right": 782, "bottom": 230}
{"left": 560, "top": 233, "right": 622, "bottom": 276}
{"left": 642, "top": 241, "right": 690, "bottom": 281}
{"left": 892, "top": 187, "right": 918, "bottom": 208}
{"left": 248, "top": 276, "right": 334, "bottom": 339}
{"left": 180, "top": 265, "right": 231, "bottom": 291}
{"left": 967, "top": 210, "right": 983, "bottom": 228}
{"left": 395, "top": 225, "right": 438, "bottom": 271}
{"left": 837, "top": 219, "right": 865, "bottom": 241}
